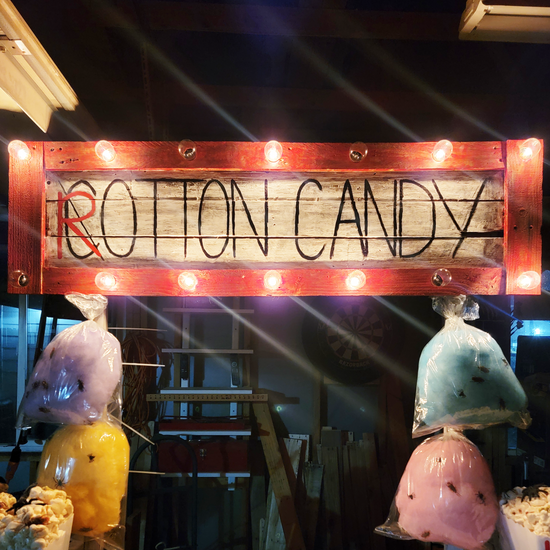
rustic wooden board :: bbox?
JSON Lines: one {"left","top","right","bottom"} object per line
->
{"left": 8, "top": 143, "right": 44, "bottom": 294}
{"left": 302, "top": 463, "right": 323, "bottom": 550}
{"left": 265, "top": 438, "right": 304, "bottom": 550}
{"left": 45, "top": 170, "right": 504, "bottom": 267}
{"left": 8, "top": 139, "right": 542, "bottom": 296}
{"left": 43, "top": 141, "right": 505, "bottom": 172}
{"left": 504, "top": 140, "right": 543, "bottom": 294}
{"left": 320, "top": 446, "right": 342, "bottom": 549}
{"left": 42, "top": 266, "right": 505, "bottom": 296}
{"left": 252, "top": 403, "right": 306, "bottom": 550}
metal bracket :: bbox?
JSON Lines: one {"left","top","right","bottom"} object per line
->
{"left": 0, "top": 38, "right": 30, "bottom": 55}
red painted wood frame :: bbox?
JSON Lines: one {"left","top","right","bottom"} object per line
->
{"left": 8, "top": 140, "right": 542, "bottom": 296}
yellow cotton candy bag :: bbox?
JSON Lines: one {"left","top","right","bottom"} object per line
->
{"left": 37, "top": 420, "right": 129, "bottom": 539}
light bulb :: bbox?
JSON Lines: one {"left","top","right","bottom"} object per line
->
{"left": 516, "top": 271, "right": 541, "bottom": 290}
{"left": 178, "top": 140, "right": 196, "bottom": 160}
{"left": 8, "top": 140, "right": 31, "bottom": 161}
{"left": 519, "top": 138, "right": 541, "bottom": 161}
{"left": 95, "top": 271, "right": 117, "bottom": 291}
{"left": 432, "top": 140, "right": 453, "bottom": 163}
{"left": 178, "top": 272, "right": 198, "bottom": 291}
{"left": 349, "top": 142, "right": 368, "bottom": 162}
{"left": 346, "top": 270, "right": 366, "bottom": 290}
{"left": 264, "top": 141, "right": 282, "bottom": 163}
{"left": 264, "top": 270, "right": 282, "bottom": 290}
{"left": 95, "top": 140, "right": 116, "bottom": 162}
{"left": 431, "top": 268, "right": 452, "bottom": 287}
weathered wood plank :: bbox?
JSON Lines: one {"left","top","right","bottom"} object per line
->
{"left": 504, "top": 139, "right": 543, "bottom": 294}
{"left": 45, "top": 170, "right": 505, "bottom": 201}
{"left": 8, "top": 143, "right": 45, "bottom": 294}
{"left": 320, "top": 446, "right": 342, "bottom": 549}
{"left": 41, "top": 266, "right": 505, "bottom": 296}
{"left": 44, "top": 168, "right": 504, "bottom": 267}
{"left": 43, "top": 141, "right": 505, "bottom": 173}
{"left": 302, "top": 463, "right": 323, "bottom": 550}
{"left": 252, "top": 403, "right": 306, "bottom": 550}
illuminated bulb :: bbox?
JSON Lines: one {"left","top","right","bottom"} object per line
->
{"left": 178, "top": 139, "right": 196, "bottom": 160}
{"left": 346, "top": 270, "right": 366, "bottom": 290}
{"left": 178, "top": 272, "right": 198, "bottom": 291}
{"left": 432, "top": 140, "right": 453, "bottom": 163}
{"left": 264, "top": 270, "right": 282, "bottom": 291}
{"left": 264, "top": 141, "right": 282, "bottom": 163}
{"left": 95, "top": 140, "right": 116, "bottom": 162}
{"left": 431, "top": 268, "right": 452, "bottom": 287}
{"left": 95, "top": 272, "right": 117, "bottom": 291}
{"left": 8, "top": 140, "right": 31, "bottom": 161}
{"left": 519, "top": 138, "right": 541, "bottom": 161}
{"left": 516, "top": 271, "right": 541, "bottom": 290}
{"left": 349, "top": 142, "right": 368, "bottom": 162}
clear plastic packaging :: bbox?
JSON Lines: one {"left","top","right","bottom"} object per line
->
{"left": 499, "top": 485, "right": 550, "bottom": 550}
{"left": 412, "top": 295, "right": 531, "bottom": 438}
{"left": 16, "top": 294, "right": 122, "bottom": 427}
{"left": 376, "top": 428, "right": 499, "bottom": 550}
{"left": 0, "top": 485, "right": 74, "bottom": 550}
{"left": 36, "top": 419, "right": 129, "bottom": 549}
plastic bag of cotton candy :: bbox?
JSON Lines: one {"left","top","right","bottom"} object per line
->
{"left": 412, "top": 295, "right": 531, "bottom": 438}
{"left": 37, "top": 419, "right": 129, "bottom": 548}
{"left": 376, "top": 428, "right": 499, "bottom": 550}
{"left": 17, "top": 294, "right": 122, "bottom": 427}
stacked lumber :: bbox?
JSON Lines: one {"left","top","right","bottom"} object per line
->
{"left": 257, "top": 437, "right": 323, "bottom": 550}
{"left": 315, "top": 430, "right": 387, "bottom": 550}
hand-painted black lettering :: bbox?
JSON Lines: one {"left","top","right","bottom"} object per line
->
{"left": 364, "top": 179, "right": 397, "bottom": 257}
{"left": 331, "top": 180, "right": 367, "bottom": 259}
{"left": 399, "top": 180, "right": 435, "bottom": 258}
{"left": 138, "top": 178, "right": 206, "bottom": 261}
{"left": 295, "top": 179, "right": 325, "bottom": 261}
{"left": 64, "top": 180, "right": 102, "bottom": 260}
{"left": 198, "top": 179, "right": 230, "bottom": 259}
{"left": 101, "top": 179, "right": 137, "bottom": 258}
{"left": 231, "top": 179, "right": 268, "bottom": 258}
{"left": 432, "top": 178, "right": 496, "bottom": 258}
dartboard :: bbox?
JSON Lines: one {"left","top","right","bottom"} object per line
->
{"left": 325, "top": 303, "right": 385, "bottom": 364}
{"left": 302, "top": 297, "right": 402, "bottom": 384}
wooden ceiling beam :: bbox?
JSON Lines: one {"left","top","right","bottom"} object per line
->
{"left": 111, "top": 1, "right": 460, "bottom": 41}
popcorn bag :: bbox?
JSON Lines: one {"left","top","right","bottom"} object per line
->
{"left": 36, "top": 419, "right": 130, "bottom": 549}
{"left": 17, "top": 294, "right": 123, "bottom": 427}
{"left": 412, "top": 295, "right": 531, "bottom": 438}
{"left": 376, "top": 428, "right": 499, "bottom": 550}
{"left": 0, "top": 486, "right": 74, "bottom": 550}
{"left": 499, "top": 486, "right": 550, "bottom": 550}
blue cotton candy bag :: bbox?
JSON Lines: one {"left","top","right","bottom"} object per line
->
{"left": 412, "top": 295, "right": 531, "bottom": 438}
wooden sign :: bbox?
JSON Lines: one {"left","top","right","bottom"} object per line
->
{"left": 8, "top": 140, "right": 542, "bottom": 296}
